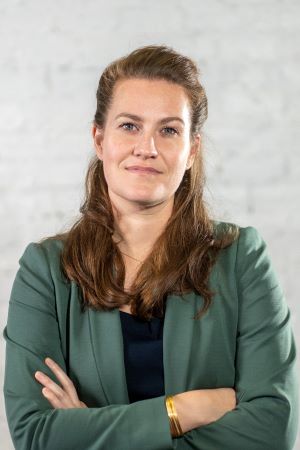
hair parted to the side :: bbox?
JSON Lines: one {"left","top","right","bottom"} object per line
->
{"left": 41, "top": 44, "right": 239, "bottom": 321}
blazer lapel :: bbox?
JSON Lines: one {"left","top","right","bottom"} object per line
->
{"left": 163, "top": 292, "right": 201, "bottom": 396}
{"left": 88, "top": 307, "right": 130, "bottom": 404}
{"left": 88, "top": 292, "right": 201, "bottom": 404}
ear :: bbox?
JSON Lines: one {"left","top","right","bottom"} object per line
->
{"left": 186, "top": 134, "right": 201, "bottom": 170}
{"left": 92, "top": 125, "right": 104, "bottom": 160}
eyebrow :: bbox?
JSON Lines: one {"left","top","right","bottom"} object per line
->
{"left": 114, "top": 112, "right": 185, "bottom": 126}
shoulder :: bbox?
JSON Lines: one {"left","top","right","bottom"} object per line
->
{"left": 211, "top": 220, "right": 269, "bottom": 272}
{"left": 214, "top": 221, "right": 278, "bottom": 284}
{"left": 211, "top": 221, "right": 279, "bottom": 297}
{"left": 212, "top": 219, "right": 265, "bottom": 250}
{"left": 17, "top": 237, "right": 67, "bottom": 284}
{"left": 20, "top": 237, "right": 64, "bottom": 263}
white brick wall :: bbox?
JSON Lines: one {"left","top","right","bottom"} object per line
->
{"left": 1, "top": 0, "right": 299, "bottom": 448}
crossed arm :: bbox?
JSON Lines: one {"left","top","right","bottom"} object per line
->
{"left": 3, "top": 227, "right": 299, "bottom": 450}
{"left": 34, "top": 357, "right": 87, "bottom": 410}
{"left": 35, "top": 357, "right": 236, "bottom": 435}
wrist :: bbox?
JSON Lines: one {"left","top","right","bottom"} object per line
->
{"left": 165, "top": 395, "right": 184, "bottom": 438}
{"left": 171, "top": 392, "right": 200, "bottom": 434}
{"left": 173, "top": 390, "right": 210, "bottom": 431}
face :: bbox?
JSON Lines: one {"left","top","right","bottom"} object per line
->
{"left": 92, "top": 77, "right": 200, "bottom": 212}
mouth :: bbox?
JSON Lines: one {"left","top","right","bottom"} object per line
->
{"left": 126, "top": 166, "right": 162, "bottom": 174}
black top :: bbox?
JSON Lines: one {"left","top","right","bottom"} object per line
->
{"left": 119, "top": 310, "right": 165, "bottom": 403}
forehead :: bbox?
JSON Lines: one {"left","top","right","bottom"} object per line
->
{"left": 108, "top": 78, "right": 191, "bottom": 118}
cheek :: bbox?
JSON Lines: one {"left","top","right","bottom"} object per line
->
{"left": 103, "top": 136, "right": 127, "bottom": 163}
{"left": 168, "top": 152, "right": 188, "bottom": 176}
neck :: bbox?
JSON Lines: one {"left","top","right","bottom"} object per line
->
{"left": 111, "top": 195, "right": 174, "bottom": 259}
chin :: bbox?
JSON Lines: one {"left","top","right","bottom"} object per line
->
{"left": 109, "top": 187, "right": 168, "bottom": 207}
{"left": 124, "top": 194, "right": 166, "bottom": 206}
{"left": 130, "top": 197, "right": 161, "bottom": 206}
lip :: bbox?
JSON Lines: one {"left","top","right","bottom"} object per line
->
{"left": 126, "top": 166, "right": 162, "bottom": 174}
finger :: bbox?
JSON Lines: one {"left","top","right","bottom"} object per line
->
{"left": 37, "top": 375, "right": 74, "bottom": 409}
{"left": 44, "top": 358, "right": 79, "bottom": 402}
{"left": 35, "top": 371, "right": 67, "bottom": 403}
{"left": 42, "top": 387, "right": 70, "bottom": 409}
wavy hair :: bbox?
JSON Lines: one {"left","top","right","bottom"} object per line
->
{"left": 41, "top": 44, "right": 239, "bottom": 321}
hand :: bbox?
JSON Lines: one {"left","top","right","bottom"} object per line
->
{"left": 173, "top": 388, "right": 236, "bottom": 433}
{"left": 34, "top": 357, "right": 87, "bottom": 409}
{"left": 200, "top": 387, "right": 236, "bottom": 424}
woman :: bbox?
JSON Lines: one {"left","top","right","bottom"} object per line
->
{"left": 3, "top": 45, "right": 298, "bottom": 449}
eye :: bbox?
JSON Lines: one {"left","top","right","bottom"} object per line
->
{"left": 162, "top": 126, "right": 179, "bottom": 136}
{"left": 120, "top": 122, "right": 138, "bottom": 131}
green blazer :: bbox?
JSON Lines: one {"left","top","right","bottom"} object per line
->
{"left": 3, "top": 223, "right": 299, "bottom": 450}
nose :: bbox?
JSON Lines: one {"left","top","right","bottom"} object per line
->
{"left": 132, "top": 133, "right": 158, "bottom": 159}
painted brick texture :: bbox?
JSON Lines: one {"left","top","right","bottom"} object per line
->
{"left": 1, "top": 1, "right": 299, "bottom": 448}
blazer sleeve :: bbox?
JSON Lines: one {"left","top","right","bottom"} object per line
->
{"left": 175, "top": 226, "right": 299, "bottom": 450}
{"left": 2, "top": 242, "right": 173, "bottom": 450}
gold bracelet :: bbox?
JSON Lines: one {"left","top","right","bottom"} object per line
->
{"left": 165, "top": 395, "right": 183, "bottom": 438}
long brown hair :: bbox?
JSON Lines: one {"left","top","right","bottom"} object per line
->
{"left": 41, "top": 44, "right": 239, "bottom": 321}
